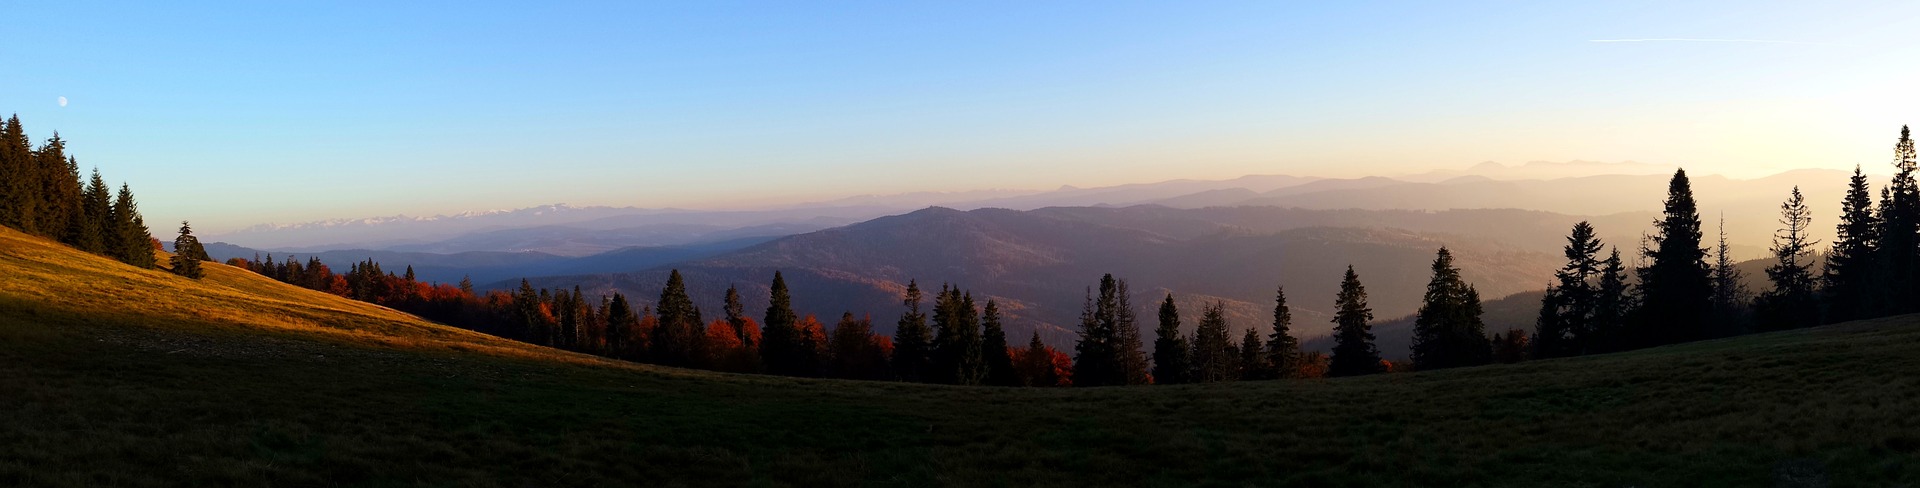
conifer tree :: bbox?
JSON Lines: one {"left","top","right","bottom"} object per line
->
{"left": 1634, "top": 169, "right": 1712, "bottom": 347}
{"left": 1548, "top": 222, "right": 1604, "bottom": 354}
{"left": 1112, "top": 280, "right": 1149, "bottom": 385}
{"left": 1189, "top": 302, "right": 1235, "bottom": 383}
{"left": 891, "top": 280, "right": 933, "bottom": 381}
{"left": 981, "top": 300, "right": 1019, "bottom": 386}
{"left": 111, "top": 184, "right": 155, "bottom": 268}
{"left": 1237, "top": 327, "right": 1267, "bottom": 380}
{"left": 58, "top": 157, "right": 87, "bottom": 246}
{"left": 1411, "top": 247, "right": 1490, "bottom": 370}
{"left": 1756, "top": 187, "right": 1821, "bottom": 330}
{"left": 1708, "top": 216, "right": 1751, "bottom": 337}
{"left": 75, "top": 169, "right": 110, "bottom": 254}
{"left": 1265, "top": 285, "right": 1301, "bottom": 378}
{"left": 34, "top": 134, "right": 77, "bottom": 239}
{"left": 760, "top": 271, "right": 803, "bottom": 375}
{"left": 1327, "top": 266, "right": 1382, "bottom": 377}
{"left": 931, "top": 286, "right": 985, "bottom": 385}
{"left": 1878, "top": 126, "right": 1920, "bottom": 314}
{"left": 169, "top": 221, "right": 205, "bottom": 279}
{"left": 0, "top": 115, "right": 38, "bottom": 231}
{"left": 826, "top": 313, "right": 888, "bottom": 380}
{"left": 605, "top": 292, "right": 638, "bottom": 359}
{"left": 1151, "top": 294, "right": 1191, "bottom": 384}
{"left": 1825, "top": 166, "right": 1882, "bottom": 322}
{"left": 724, "top": 285, "right": 754, "bottom": 350}
{"left": 459, "top": 275, "right": 475, "bottom": 295}
{"left": 652, "top": 269, "right": 703, "bottom": 367}
{"left": 1071, "top": 275, "right": 1124, "bottom": 386}
{"left": 1022, "top": 332, "right": 1061, "bottom": 387}
{"left": 1590, "top": 248, "right": 1632, "bottom": 353}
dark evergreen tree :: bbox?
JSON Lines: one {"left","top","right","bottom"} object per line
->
{"left": 1265, "top": 286, "right": 1301, "bottom": 378}
{"left": 1022, "top": 332, "right": 1061, "bottom": 387}
{"left": 930, "top": 286, "right": 985, "bottom": 385}
{"left": 1112, "top": 280, "right": 1150, "bottom": 385}
{"left": 1071, "top": 274, "right": 1127, "bottom": 387}
{"left": 1878, "top": 126, "right": 1920, "bottom": 314}
{"left": 171, "top": 221, "right": 209, "bottom": 262}
{"left": 1410, "top": 247, "right": 1491, "bottom": 370}
{"left": 1327, "top": 266, "right": 1382, "bottom": 377}
{"left": 724, "top": 285, "right": 754, "bottom": 350}
{"left": 57, "top": 156, "right": 87, "bottom": 247}
{"left": 652, "top": 269, "right": 703, "bottom": 367}
{"left": 605, "top": 292, "right": 638, "bottom": 359}
{"left": 1237, "top": 327, "right": 1267, "bottom": 380}
{"left": 1756, "top": 187, "right": 1821, "bottom": 330}
{"left": 1634, "top": 169, "right": 1712, "bottom": 347}
{"left": 34, "top": 134, "right": 77, "bottom": 240}
{"left": 980, "top": 300, "right": 1019, "bottom": 386}
{"left": 1151, "top": 294, "right": 1191, "bottom": 385}
{"left": 111, "top": 184, "right": 155, "bottom": 268}
{"left": 0, "top": 115, "right": 38, "bottom": 232}
{"left": 1825, "top": 166, "right": 1881, "bottom": 322}
{"left": 759, "top": 271, "right": 806, "bottom": 375}
{"left": 168, "top": 221, "right": 205, "bottom": 279}
{"left": 891, "top": 280, "right": 933, "bottom": 381}
{"left": 74, "top": 169, "right": 110, "bottom": 254}
{"left": 1708, "top": 216, "right": 1751, "bottom": 336}
{"left": 1189, "top": 301, "right": 1235, "bottom": 383}
{"left": 1548, "top": 222, "right": 1604, "bottom": 355}
{"left": 1590, "top": 248, "right": 1632, "bottom": 353}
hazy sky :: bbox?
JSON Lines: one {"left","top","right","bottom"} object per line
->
{"left": 4, "top": 1, "right": 1917, "bottom": 232}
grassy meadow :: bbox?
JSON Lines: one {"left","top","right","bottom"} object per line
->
{"left": 1, "top": 227, "right": 1916, "bottom": 487}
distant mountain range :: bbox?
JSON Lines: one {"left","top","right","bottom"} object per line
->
{"left": 504, "top": 206, "right": 1602, "bottom": 349}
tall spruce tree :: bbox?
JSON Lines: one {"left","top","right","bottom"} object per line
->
{"left": 1825, "top": 166, "right": 1882, "bottom": 322}
{"left": 1550, "top": 222, "right": 1604, "bottom": 355}
{"left": 75, "top": 169, "right": 110, "bottom": 254}
{"left": 1590, "top": 248, "right": 1632, "bottom": 353}
{"left": 930, "top": 286, "right": 985, "bottom": 385}
{"left": 1112, "top": 280, "right": 1150, "bottom": 385}
{"left": 891, "top": 280, "right": 933, "bottom": 381}
{"left": 1151, "top": 294, "right": 1191, "bottom": 384}
{"left": 1265, "top": 286, "right": 1301, "bottom": 378}
{"left": 0, "top": 115, "right": 37, "bottom": 232}
{"left": 1237, "top": 327, "right": 1267, "bottom": 380}
{"left": 1634, "top": 169, "right": 1712, "bottom": 347}
{"left": 1878, "top": 126, "right": 1920, "bottom": 314}
{"left": 605, "top": 292, "right": 638, "bottom": 359}
{"left": 34, "top": 134, "right": 76, "bottom": 239}
{"left": 57, "top": 156, "right": 86, "bottom": 246}
{"left": 111, "top": 184, "right": 155, "bottom": 268}
{"left": 1757, "top": 187, "right": 1821, "bottom": 330}
{"left": 1071, "top": 274, "right": 1128, "bottom": 386}
{"left": 981, "top": 300, "right": 1019, "bottom": 386}
{"left": 168, "top": 221, "right": 205, "bottom": 279}
{"left": 1189, "top": 302, "right": 1235, "bottom": 383}
{"left": 652, "top": 270, "right": 703, "bottom": 367}
{"left": 760, "top": 271, "right": 805, "bottom": 375}
{"left": 1411, "top": 247, "right": 1491, "bottom": 370}
{"left": 1708, "top": 216, "right": 1752, "bottom": 337}
{"left": 1327, "top": 266, "right": 1382, "bottom": 377}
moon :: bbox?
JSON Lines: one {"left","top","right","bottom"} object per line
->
{"left": 57, "top": 97, "right": 67, "bottom": 107}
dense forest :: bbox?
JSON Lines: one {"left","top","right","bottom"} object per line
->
{"left": 8, "top": 111, "right": 1919, "bottom": 386}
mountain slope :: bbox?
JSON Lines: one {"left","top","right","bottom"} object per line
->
{"left": 516, "top": 206, "right": 1572, "bottom": 347}
{"left": 2, "top": 226, "right": 1917, "bottom": 486}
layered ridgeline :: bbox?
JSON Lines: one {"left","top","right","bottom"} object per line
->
{"left": 4, "top": 224, "right": 1917, "bottom": 486}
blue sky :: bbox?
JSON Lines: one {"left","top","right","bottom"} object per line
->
{"left": 3, "top": 1, "right": 1916, "bottom": 231}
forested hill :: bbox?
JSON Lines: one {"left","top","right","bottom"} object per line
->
{"left": 513, "top": 205, "right": 1594, "bottom": 345}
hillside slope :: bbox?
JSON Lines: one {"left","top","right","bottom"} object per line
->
{"left": 2, "top": 227, "right": 1917, "bottom": 486}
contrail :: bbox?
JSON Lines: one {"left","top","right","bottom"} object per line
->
{"left": 1588, "top": 38, "right": 1840, "bottom": 46}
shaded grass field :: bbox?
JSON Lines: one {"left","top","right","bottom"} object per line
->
{"left": 1, "top": 227, "right": 1916, "bottom": 487}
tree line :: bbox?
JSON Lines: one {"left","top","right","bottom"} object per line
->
{"left": 0, "top": 114, "right": 157, "bottom": 268}
{"left": 18, "top": 109, "right": 1918, "bottom": 386}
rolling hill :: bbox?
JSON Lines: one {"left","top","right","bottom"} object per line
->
{"left": 510, "top": 206, "right": 1590, "bottom": 348}
{"left": 3, "top": 226, "right": 1916, "bottom": 486}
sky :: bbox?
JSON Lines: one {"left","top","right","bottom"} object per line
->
{"left": 3, "top": 1, "right": 1918, "bottom": 232}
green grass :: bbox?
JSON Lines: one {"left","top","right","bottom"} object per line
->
{"left": 2, "top": 227, "right": 1916, "bottom": 487}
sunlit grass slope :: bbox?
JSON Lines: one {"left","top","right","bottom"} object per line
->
{"left": 1, "top": 227, "right": 1916, "bottom": 487}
